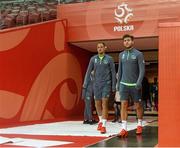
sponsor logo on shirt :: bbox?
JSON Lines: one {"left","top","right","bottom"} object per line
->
{"left": 131, "top": 54, "right": 136, "bottom": 59}
{"left": 95, "top": 58, "right": 97, "bottom": 63}
{"left": 122, "top": 54, "right": 125, "bottom": 59}
{"left": 103, "top": 60, "right": 108, "bottom": 64}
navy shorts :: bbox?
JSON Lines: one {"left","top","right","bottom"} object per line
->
{"left": 93, "top": 81, "right": 111, "bottom": 100}
{"left": 120, "top": 84, "right": 142, "bottom": 102}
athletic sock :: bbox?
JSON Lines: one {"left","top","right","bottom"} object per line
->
{"left": 137, "top": 119, "right": 142, "bottom": 126}
{"left": 122, "top": 120, "right": 127, "bottom": 130}
{"left": 102, "top": 119, "right": 107, "bottom": 127}
{"left": 98, "top": 116, "right": 102, "bottom": 123}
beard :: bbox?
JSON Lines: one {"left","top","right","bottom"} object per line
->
{"left": 125, "top": 45, "right": 133, "bottom": 49}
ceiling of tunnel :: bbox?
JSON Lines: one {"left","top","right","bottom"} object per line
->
{"left": 70, "top": 37, "right": 158, "bottom": 52}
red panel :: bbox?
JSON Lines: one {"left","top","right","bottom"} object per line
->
{"left": 58, "top": 0, "right": 180, "bottom": 42}
{"left": 159, "top": 22, "right": 180, "bottom": 146}
{"left": 0, "top": 20, "right": 91, "bottom": 126}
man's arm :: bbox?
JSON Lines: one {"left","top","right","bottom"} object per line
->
{"left": 116, "top": 53, "right": 122, "bottom": 91}
{"left": 136, "top": 52, "right": 145, "bottom": 89}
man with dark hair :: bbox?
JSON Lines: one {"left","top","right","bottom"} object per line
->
{"left": 83, "top": 42, "right": 116, "bottom": 134}
{"left": 117, "top": 34, "right": 145, "bottom": 137}
{"left": 122, "top": 34, "right": 134, "bottom": 40}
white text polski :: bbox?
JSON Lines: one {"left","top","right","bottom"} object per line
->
{"left": 114, "top": 25, "right": 134, "bottom": 32}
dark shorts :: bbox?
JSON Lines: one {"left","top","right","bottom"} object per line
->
{"left": 120, "top": 84, "right": 142, "bottom": 102}
{"left": 93, "top": 81, "right": 111, "bottom": 100}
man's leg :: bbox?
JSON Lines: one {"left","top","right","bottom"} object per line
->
{"left": 101, "top": 98, "right": 108, "bottom": 133}
{"left": 130, "top": 86, "right": 143, "bottom": 134}
{"left": 135, "top": 102, "right": 143, "bottom": 120}
{"left": 134, "top": 102, "right": 143, "bottom": 134}
{"left": 95, "top": 99, "right": 102, "bottom": 130}
{"left": 102, "top": 98, "right": 108, "bottom": 119}
{"left": 121, "top": 100, "right": 128, "bottom": 130}
{"left": 118, "top": 100, "right": 128, "bottom": 137}
{"left": 118, "top": 84, "right": 129, "bottom": 137}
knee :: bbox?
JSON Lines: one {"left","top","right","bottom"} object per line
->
{"left": 121, "top": 102, "right": 128, "bottom": 110}
{"left": 102, "top": 102, "right": 108, "bottom": 109}
{"left": 135, "top": 103, "right": 142, "bottom": 110}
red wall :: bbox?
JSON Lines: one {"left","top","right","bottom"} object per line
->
{"left": 58, "top": 0, "right": 180, "bottom": 42}
{"left": 159, "top": 22, "right": 180, "bottom": 146}
{"left": 0, "top": 20, "right": 91, "bottom": 126}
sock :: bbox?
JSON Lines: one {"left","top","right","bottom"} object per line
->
{"left": 102, "top": 119, "right": 107, "bottom": 127}
{"left": 122, "top": 120, "right": 127, "bottom": 130}
{"left": 137, "top": 119, "right": 142, "bottom": 126}
{"left": 98, "top": 116, "right": 102, "bottom": 123}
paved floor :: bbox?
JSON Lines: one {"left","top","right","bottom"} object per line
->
{"left": 88, "top": 117, "right": 158, "bottom": 147}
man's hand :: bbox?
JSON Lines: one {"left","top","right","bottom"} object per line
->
{"left": 82, "top": 85, "right": 86, "bottom": 89}
{"left": 135, "top": 83, "right": 142, "bottom": 90}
